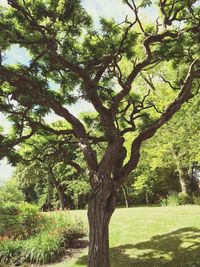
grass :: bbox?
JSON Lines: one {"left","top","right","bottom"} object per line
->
{"left": 52, "top": 205, "right": 200, "bottom": 267}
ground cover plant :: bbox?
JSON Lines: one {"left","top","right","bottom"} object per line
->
{"left": 53, "top": 206, "right": 200, "bottom": 267}
{"left": 0, "top": 204, "right": 86, "bottom": 266}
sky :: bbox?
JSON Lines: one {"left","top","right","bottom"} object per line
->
{"left": 0, "top": 0, "right": 157, "bottom": 183}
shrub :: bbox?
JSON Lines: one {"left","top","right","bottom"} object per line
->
{"left": 46, "top": 211, "right": 86, "bottom": 247}
{"left": 17, "top": 202, "right": 47, "bottom": 238}
{"left": 0, "top": 202, "right": 46, "bottom": 240}
{"left": 0, "top": 240, "right": 24, "bottom": 265}
{"left": 160, "top": 198, "right": 168, "bottom": 206}
{"left": 160, "top": 191, "right": 179, "bottom": 206}
{"left": 178, "top": 192, "right": 192, "bottom": 205}
{"left": 193, "top": 195, "right": 200, "bottom": 205}
{"left": 0, "top": 210, "right": 86, "bottom": 265}
{"left": 25, "top": 233, "right": 64, "bottom": 264}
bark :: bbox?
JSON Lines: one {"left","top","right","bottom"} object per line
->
{"left": 57, "top": 187, "right": 66, "bottom": 210}
{"left": 172, "top": 148, "right": 189, "bottom": 193}
{"left": 145, "top": 192, "right": 149, "bottom": 204}
{"left": 178, "top": 167, "right": 189, "bottom": 193}
{"left": 121, "top": 184, "right": 129, "bottom": 208}
{"left": 87, "top": 189, "right": 116, "bottom": 267}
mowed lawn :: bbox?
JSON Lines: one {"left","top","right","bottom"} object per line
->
{"left": 53, "top": 206, "right": 200, "bottom": 267}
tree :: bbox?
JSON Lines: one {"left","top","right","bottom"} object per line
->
{"left": 142, "top": 95, "right": 200, "bottom": 194}
{"left": 0, "top": 1, "right": 200, "bottom": 266}
{"left": 16, "top": 122, "right": 88, "bottom": 210}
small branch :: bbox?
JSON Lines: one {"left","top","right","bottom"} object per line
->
{"left": 160, "top": 75, "right": 179, "bottom": 90}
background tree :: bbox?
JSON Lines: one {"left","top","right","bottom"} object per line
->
{"left": 16, "top": 121, "right": 88, "bottom": 210}
{"left": 0, "top": 1, "right": 200, "bottom": 266}
{"left": 0, "top": 176, "right": 24, "bottom": 204}
{"left": 140, "top": 95, "right": 200, "bottom": 195}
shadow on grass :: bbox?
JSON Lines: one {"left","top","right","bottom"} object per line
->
{"left": 75, "top": 227, "right": 200, "bottom": 267}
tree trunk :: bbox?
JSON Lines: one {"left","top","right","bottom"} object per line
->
{"left": 145, "top": 192, "right": 149, "bottom": 204}
{"left": 178, "top": 167, "right": 189, "bottom": 193}
{"left": 87, "top": 192, "right": 116, "bottom": 267}
{"left": 121, "top": 184, "right": 129, "bottom": 208}
{"left": 171, "top": 147, "right": 189, "bottom": 194}
{"left": 58, "top": 187, "right": 66, "bottom": 210}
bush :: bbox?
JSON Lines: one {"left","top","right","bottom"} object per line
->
{"left": 17, "top": 202, "right": 46, "bottom": 238}
{"left": 25, "top": 233, "right": 64, "bottom": 264}
{"left": 24, "top": 213, "right": 86, "bottom": 264}
{"left": 178, "top": 192, "right": 192, "bottom": 205}
{"left": 45, "top": 211, "right": 86, "bottom": 247}
{"left": 0, "top": 240, "right": 24, "bottom": 265}
{"left": 0, "top": 210, "right": 86, "bottom": 265}
{"left": 160, "top": 198, "right": 168, "bottom": 206}
{"left": 0, "top": 202, "right": 46, "bottom": 240}
{"left": 193, "top": 195, "right": 200, "bottom": 205}
{"left": 160, "top": 191, "right": 179, "bottom": 206}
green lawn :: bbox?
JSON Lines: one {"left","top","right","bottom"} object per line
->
{"left": 53, "top": 206, "right": 200, "bottom": 267}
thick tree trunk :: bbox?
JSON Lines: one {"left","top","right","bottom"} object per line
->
{"left": 121, "top": 184, "right": 129, "bottom": 208}
{"left": 87, "top": 192, "right": 116, "bottom": 267}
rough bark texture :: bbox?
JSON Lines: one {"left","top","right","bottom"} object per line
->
{"left": 88, "top": 188, "right": 116, "bottom": 267}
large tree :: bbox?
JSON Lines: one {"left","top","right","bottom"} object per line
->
{"left": 0, "top": 0, "right": 200, "bottom": 266}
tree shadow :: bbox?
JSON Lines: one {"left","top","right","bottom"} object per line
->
{"left": 75, "top": 227, "right": 200, "bottom": 267}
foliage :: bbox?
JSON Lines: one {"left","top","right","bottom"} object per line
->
{"left": 178, "top": 192, "right": 192, "bottom": 205}
{"left": 160, "top": 191, "right": 194, "bottom": 206}
{"left": 193, "top": 195, "right": 200, "bottom": 205}
{"left": 46, "top": 211, "right": 85, "bottom": 235}
{"left": 0, "top": 240, "right": 24, "bottom": 266}
{"left": 15, "top": 124, "right": 88, "bottom": 210}
{"left": 127, "top": 95, "right": 200, "bottom": 204}
{"left": 0, "top": 177, "right": 24, "bottom": 204}
{"left": 25, "top": 232, "right": 64, "bottom": 264}
{"left": 0, "top": 202, "right": 45, "bottom": 240}
{"left": 160, "top": 191, "right": 179, "bottom": 206}
{"left": 65, "top": 180, "right": 90, "bottom": 209}
{"left": 0, "top": 210, "right": 86, "bottom": 265}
